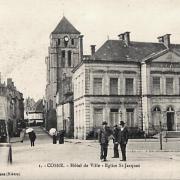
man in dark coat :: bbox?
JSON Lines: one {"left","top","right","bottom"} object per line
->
{"left": 118, "top": 121, "right": 128, "bottom": 161}
{"left": 98, "top": 121, "right": 112, "bottom": 161}
{"left": 29, "top": 131, "right": 36, "bottom": 147}
{"left": 53, "top": 134, "right": 57, "bottom": 144}
{"left": 112, "top": 125, "right": 119, "bottom": 158}
{"left": 58, "top": 130, "right": 65, "bottom": 144}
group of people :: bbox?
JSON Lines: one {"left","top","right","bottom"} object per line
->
{"left": 52, "top": 130, "right": 65, "bottom": 144}
{"left": 98, "top": 120, "right": 128, "bottom": 162}
{"left": 26, "top": 122, "right": 128, "bottom": 160}
{"left": 26, "top": 129, "right": 65, "bottom": 147}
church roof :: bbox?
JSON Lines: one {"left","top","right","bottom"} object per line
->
{"left": 52, "top": 16, "right": 80, "bottom": 34}
{"left": 94, "top": 40, "right": 168, "bottom": 62}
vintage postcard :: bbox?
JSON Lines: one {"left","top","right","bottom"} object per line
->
{"left": 0, "top": 0, "right": 180, "bottom": 179}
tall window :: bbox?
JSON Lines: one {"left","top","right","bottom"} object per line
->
{"left": 93, "top": 78, "right": 102, "bottom": 95}
{"left": 110, "top": 78, "right": 118, "bottom": 95}
{"left": 110, "top": 109, "right": 119, "bottom": 127}
{"left": 152, "top": 106, "right": 161, "bottom": 128}
{"left": 71, "top": 39, "right": 74, "bottom": 45}
{"left": 125, "top": 78, "right": 134, "bottom": 95}
{"left": 61, "top": 50, "right": 65, "bottom": 67}
{"left": 68, "top": 51, "right": 71, "bottom": 67}
{"left": 166, "top": 78, "right": 173, "bottom": 95}
{"left": 126, "top": 108, "right": 134, "bottom": 127}
{"left": 93, "top": 108, "right": 103, "bottom": 127}
{"left": 153, "top": 77, "right": 160, "bottom": 94}
{"left": 57, "top": 39, "right": 60, "bottom": 45}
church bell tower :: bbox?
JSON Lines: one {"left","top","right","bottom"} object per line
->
{"left": 46, "top": 16, "right": 83, "bottom": 109}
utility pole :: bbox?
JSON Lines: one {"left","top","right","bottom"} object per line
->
{"left": 159, "top": 120, "right": 162, "bottom": 150}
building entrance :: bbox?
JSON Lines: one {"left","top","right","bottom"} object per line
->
{"left": 167, "top": 112, "right": 174, "bottom": 131}
{"left": 166, "top": 106, "right": 174, "bottom": 131}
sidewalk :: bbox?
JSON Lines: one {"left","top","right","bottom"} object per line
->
{"left": 64, "top": 138, "right": 180, "bottom": 152}
{"left": 10, "top": 127, "right": 180, "bottom": 152}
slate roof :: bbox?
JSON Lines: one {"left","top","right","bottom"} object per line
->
{"left": 33, "top": 99, "right": 43, "bottom": 112}
{"left": 143, "top": 46, "right": 180, "bottom": 63}
{"left": 52, "top": 16, "right": 80, "bottom": 34}
{"left": 94, "top": 40, "right": 170, "bottom": 62}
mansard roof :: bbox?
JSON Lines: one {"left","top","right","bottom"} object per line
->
{"left": 52, "top": 16, "right": 80, "bottom": 34}
{"left": 94, "top": 40, "right": 168, "bottom": 62}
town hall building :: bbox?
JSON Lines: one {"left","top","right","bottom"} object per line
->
{"left": 45, "top": 16, "right": 180, "bottom": 139}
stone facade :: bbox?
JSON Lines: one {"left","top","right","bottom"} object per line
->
{"left": 142, "top": 51, "right": 180, "bottom": 134}
{"left": 45, "top": 17, "right": 82, "bottom": 131}
{"left": 73, "top": 33, "right": 180, "bottom": 139}
{"left": 73, "top": 61, "right": 141, "bottom": 139}
{"left": 0, "top": 78, "right": 24, "bottom": 138}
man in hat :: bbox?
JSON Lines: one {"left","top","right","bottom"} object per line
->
{"left": 112, "top": 125, "right": 119, "bottom": 158}
{"left": 118, "top": 121, "right": 129, "bottom": 161}
{"left": 98, "top": 121, "right": 112, "bottom": 161}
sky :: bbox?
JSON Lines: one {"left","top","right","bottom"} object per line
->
{"left": 0, "top": 0, "right": 180, "bottom": 101}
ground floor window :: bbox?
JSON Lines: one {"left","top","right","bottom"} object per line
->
{"left": 152, "top": 106, "right": 161, "bottom": 129}
{"left": 110, "top": 109, "right": 119, "bottom": 127}
{"left": 126, "top": 108, "right": 134, "bottom": 127}
{"left": 93, "top": 108, "right": 103, "bottom": 128}
{"left": 166, "top": 106, "right": 174, "bottom": 131}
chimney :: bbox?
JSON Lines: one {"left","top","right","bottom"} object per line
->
{"left": 79, "top": 35, "right": 84, "bottom": 62}
{"left": 118, "top": 31, "right": 130, "bottom": 46}
{"left": 7, "top": 78, "right": 12, "bottom": 86}
{"left": 91, "top": 45, "right": 96, "bottom": 56}
{"left": 157, "top": 34, "right": 171, "bottom": 49}
{"left": 11, "top": 81, "right": 15, "bottom": 88}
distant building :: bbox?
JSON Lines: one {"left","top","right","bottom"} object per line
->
{"left": 0, "top": 77, "right": 24, "bottom": 139}
{"left": 24, "top": 97, "right": 36, "bottom": 119}
{"left": 27, "top": 99, "right": 44, "bottom": 126}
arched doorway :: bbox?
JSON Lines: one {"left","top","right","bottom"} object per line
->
{"left": 152, "top": 106, "right": 161, "bottom": 130}
{"left": 166, "top": 106, "right": 174, "bottom": 131}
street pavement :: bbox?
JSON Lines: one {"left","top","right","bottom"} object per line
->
{"left": 1, "top": 126, "right": 180, "bottom": 180}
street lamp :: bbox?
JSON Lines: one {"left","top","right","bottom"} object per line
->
{"left": 159, "top": 120, "right": 162, "bottom": 150}
{"left": 159, "top": 111, "right": 165, "bottom": 150}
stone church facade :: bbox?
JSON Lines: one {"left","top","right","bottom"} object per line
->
{"left": 45, "top": 16, "right": 83, "bottom": 132}
{"left": 45, "top": 17, "right": 180, "bottom": 139}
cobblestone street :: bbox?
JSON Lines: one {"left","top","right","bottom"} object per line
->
{"left": 0, "top": 127, "right": 180, "bottom": 180}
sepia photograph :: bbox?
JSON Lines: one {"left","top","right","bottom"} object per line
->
{"left": 0, "top": 0, "right": 180, "bottom": 179}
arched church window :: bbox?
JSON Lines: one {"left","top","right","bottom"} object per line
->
{"left": 57, "top": 39, "right": 60, "bottom": 45}
{"left": 68, "top": 51, "right": 71, "bottom": 67}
